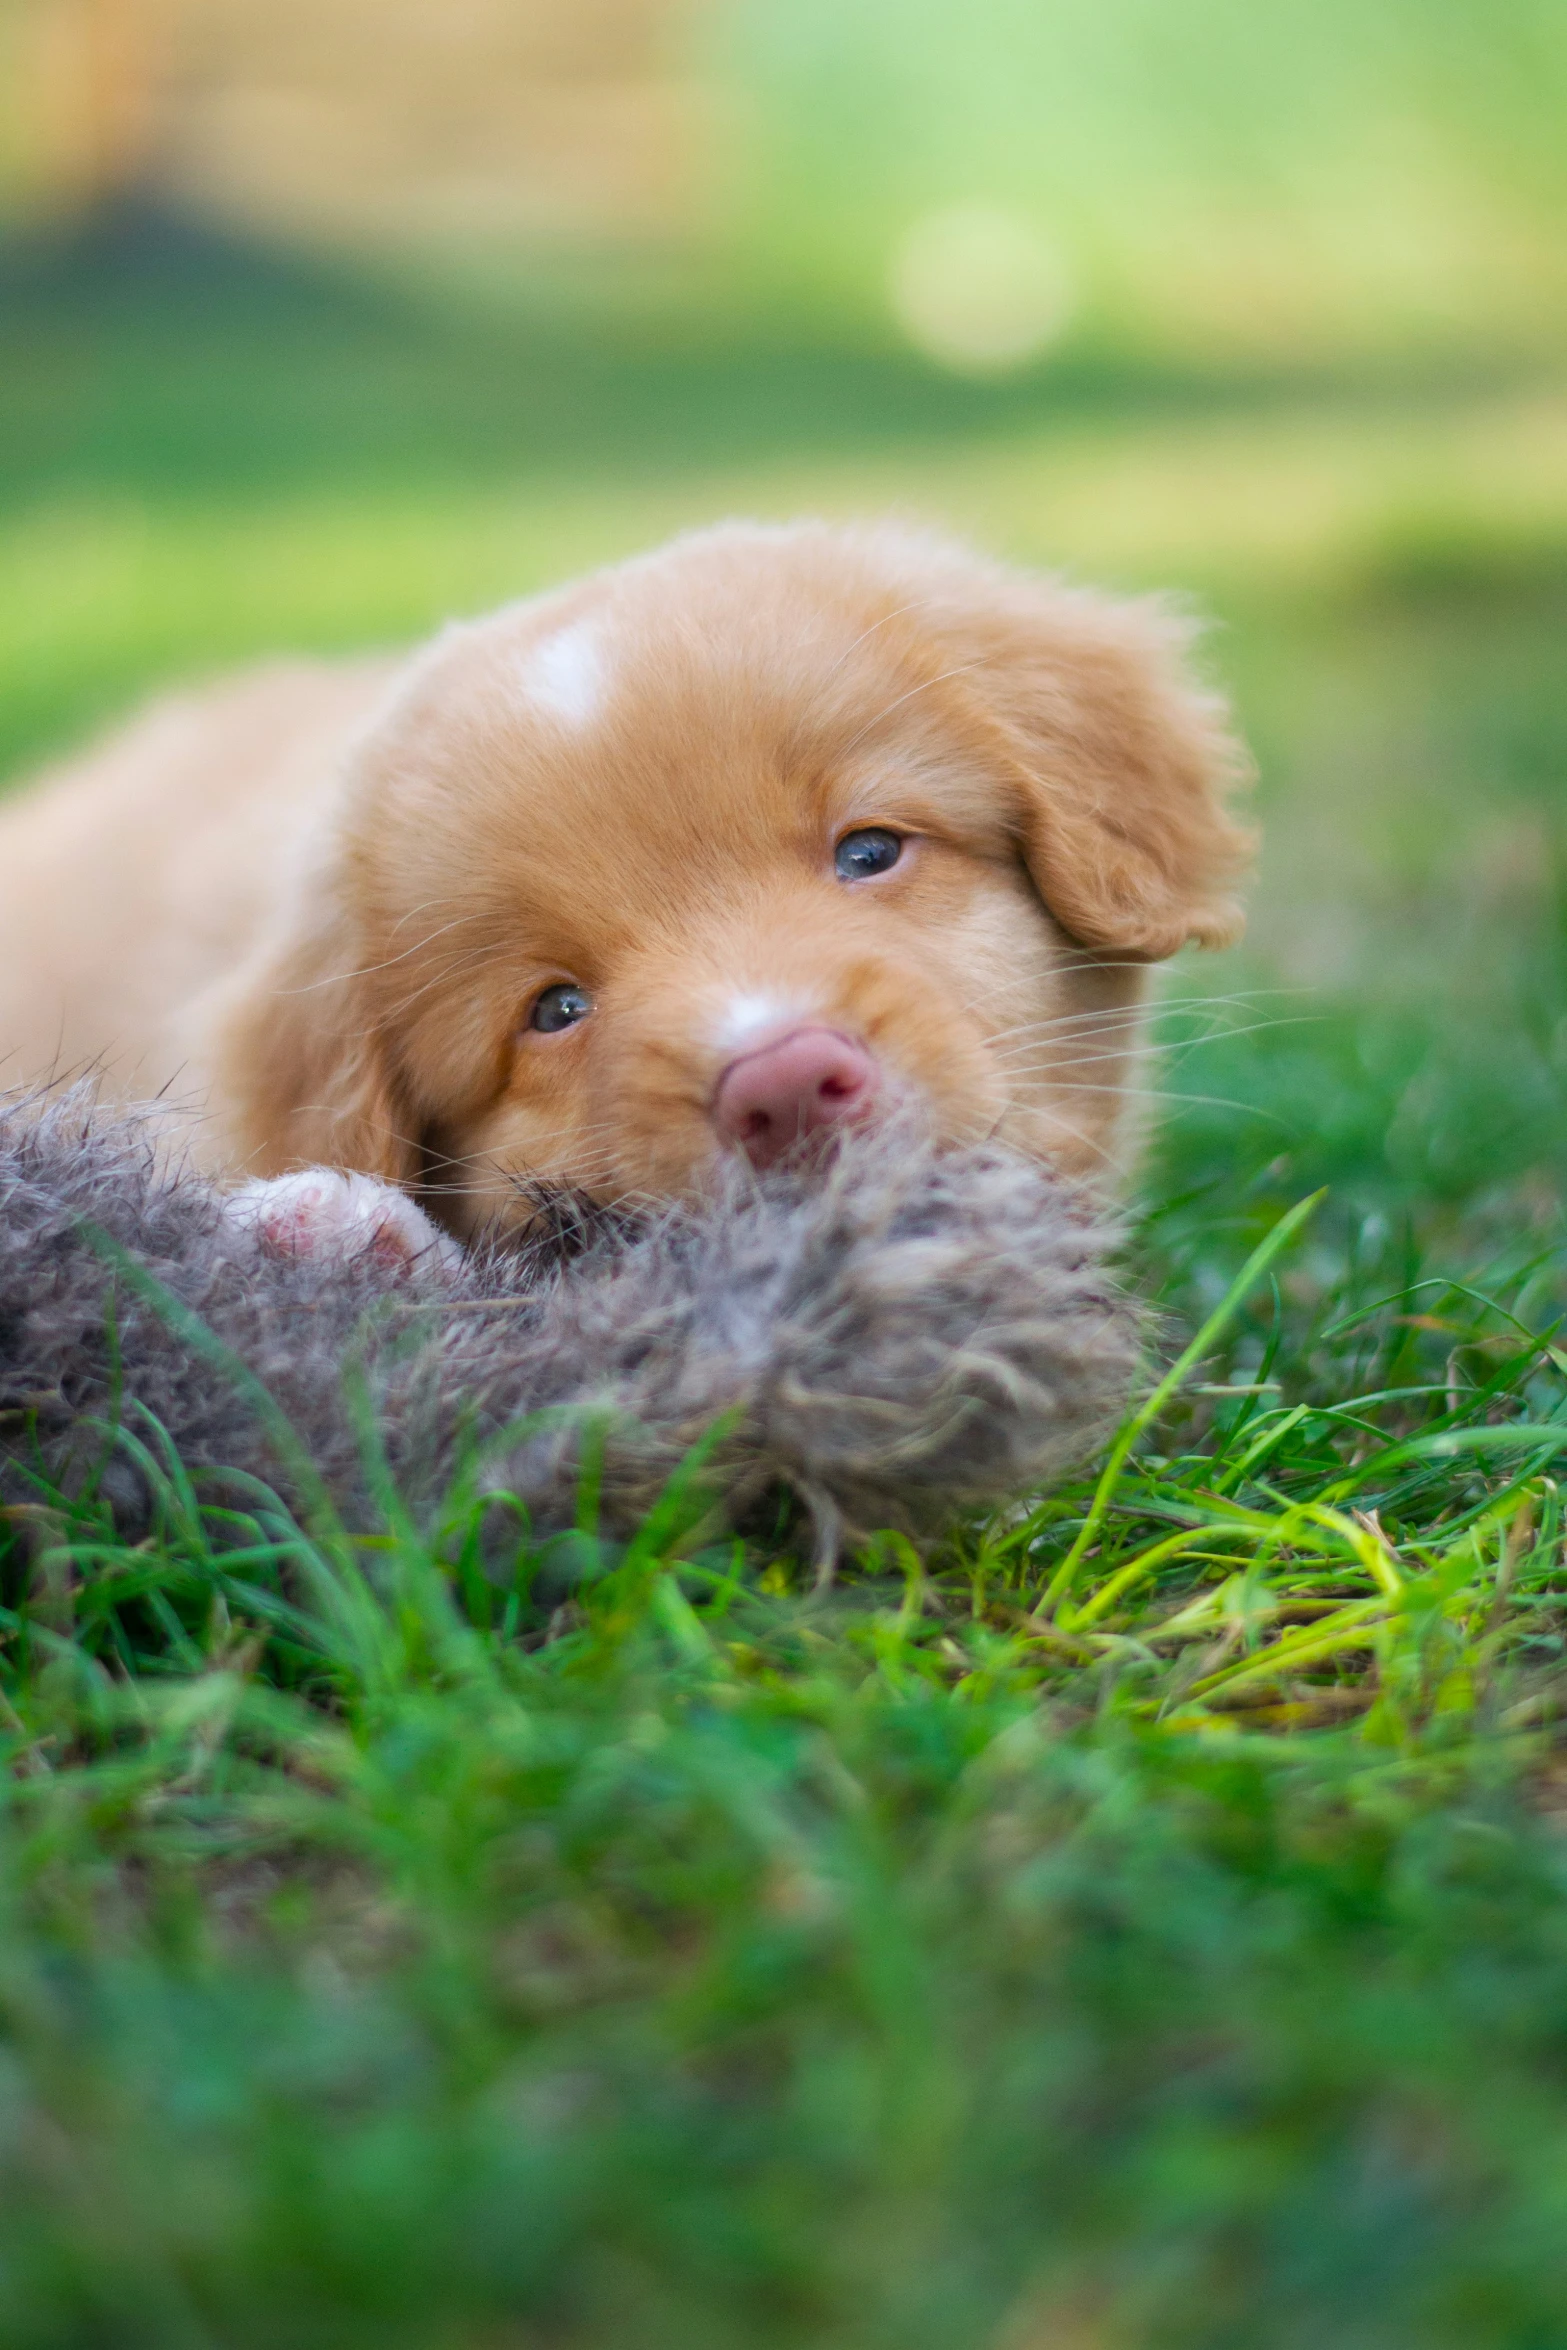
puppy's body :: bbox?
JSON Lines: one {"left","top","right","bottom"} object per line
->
{"left": 0, "top": 659, "right": 395, "bottom": 1108}
{"left": 0, "top": 523, "right": 1251, "bottom": 1227}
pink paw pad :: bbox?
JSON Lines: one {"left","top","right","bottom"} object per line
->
{"left": 221, "top": 1171, "right": 463, "bottom": 1277}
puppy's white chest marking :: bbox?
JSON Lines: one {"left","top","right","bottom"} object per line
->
{"left": 519, "top": 620, "right": 606, "bottom": 729}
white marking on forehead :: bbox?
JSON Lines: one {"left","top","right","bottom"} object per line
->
{"left": 712, "top": 992, "right": 811, "bottom": 1053}
{"left": 518, "top": 619, "right": 607, "bottom": 729}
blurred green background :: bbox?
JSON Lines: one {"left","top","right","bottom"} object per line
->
{"left": 3, "top": 0, "right": 1567, "bottom": 1235}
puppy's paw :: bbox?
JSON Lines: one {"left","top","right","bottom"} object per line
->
{"left": 221, "top": 1170, "right": 464, "bottom": 1278}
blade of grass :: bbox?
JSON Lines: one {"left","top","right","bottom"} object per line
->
{"left": 1030, "top": 1191, "right": 1325, "bottom": 1620}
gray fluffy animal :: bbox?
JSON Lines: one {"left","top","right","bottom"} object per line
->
{"left": 0, "top": 1089, "right": 1139, "bottom": 1565}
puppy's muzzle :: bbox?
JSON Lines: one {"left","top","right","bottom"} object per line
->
{"left": 711, "top": 1026, "right": 880, "bottom": 1169}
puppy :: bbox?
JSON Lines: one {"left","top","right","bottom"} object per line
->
{"left": 0, "top": 521, "right": 1251, "bottom": 1240}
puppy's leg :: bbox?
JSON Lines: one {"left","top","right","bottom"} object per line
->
{"left": 221, "top": 1170, "right": 463, "bottom": 1277}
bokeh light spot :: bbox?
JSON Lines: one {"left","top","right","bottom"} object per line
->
{"left": 889, "top": 203, "right": 1073, "bottom": 374}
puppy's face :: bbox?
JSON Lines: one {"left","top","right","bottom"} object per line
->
{"left": 227, "top": 525, "right": 1251, "bottom": 1231}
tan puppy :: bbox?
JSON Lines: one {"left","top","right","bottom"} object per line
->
{"left": 0, "top": 521, "right": 1251, "bottom": 1238}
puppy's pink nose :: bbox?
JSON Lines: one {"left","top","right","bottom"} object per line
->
{"left": 712, "top": 1027, "right": 879, "bottom": 1168}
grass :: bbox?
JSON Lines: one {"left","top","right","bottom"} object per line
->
{"left": 5, "top": 1113, "right": 1567, "bottom": 2349}
{"left": 3, "top": 217, "right": 1567, "bottom": 2344}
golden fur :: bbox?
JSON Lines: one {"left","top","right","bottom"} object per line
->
{"left": 0, "top": 521, "right": 1252, "bottom": 1233}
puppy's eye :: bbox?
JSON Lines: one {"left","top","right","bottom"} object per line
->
{"left": 834, "top": 827, "right": 903, "bottom": 882}
{"left": 530, "top": 983, "right": 594, "bottom": 1034}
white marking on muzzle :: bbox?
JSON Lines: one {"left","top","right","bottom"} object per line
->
{"left": 712, "top": 992, "right": 817, "bottom": 1053}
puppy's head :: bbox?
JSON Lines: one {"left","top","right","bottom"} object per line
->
{"left": 223, "top": 523, "right": 1252, "bottom": 1232}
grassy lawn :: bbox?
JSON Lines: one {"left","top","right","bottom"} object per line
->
{"left": 4, "top": 222, "right": 1567, "bottom": 2345}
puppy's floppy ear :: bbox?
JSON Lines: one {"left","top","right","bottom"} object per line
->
{"left": 932, "top": 569, "right": 1254, "bottom": 961}
{"left": 202, "top": 875, "right": 421, "bottom": 1185}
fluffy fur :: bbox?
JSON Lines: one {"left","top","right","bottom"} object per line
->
{"left": 0, "top": 522, "right": 1252, "bottom": 1226}
{"left": 0, "top": 1090, "right": 1139, "bottom": 1565}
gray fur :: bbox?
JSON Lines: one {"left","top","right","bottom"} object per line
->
{"left": 0, "top": 1089, "right": 1140, "bottom": 1560}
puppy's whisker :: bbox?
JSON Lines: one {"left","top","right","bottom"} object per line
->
{"left": 998, "top": 1071, "right": 1160, "bottom": 1094}
{"left": 810, "top": 597, "right": 936, "bottom": 707}
{"left": 981, "top": 1011, "right": 1148, "bottom": 1050}
{"left": 496, "top": 1130, "right": 630, "bottom": 1178}
{"left": 422, "top": 1122, "right": 625, "bottom": 1182}
{"left": 996, "top": 1055, "right": 1149, "bottom": 1085}
{"left": 974, "top": 994, "right": 1262, "bottom": 1054}
{"left": 379, "top": 953, "right": 515, "bottom": 1027}
{"left": 989, "top": 1006, "right": 1312, "bottom": 1064}
{"left": 833, "top": 661, "right": 986, "bottom": 765}
{"left": 405, "top": 1123, "right": 629, "bottom": 1190}
{"left": 984, "top": 1017, "right": 1159, "bottom": 1058}
{"left": 387, "top": 893, "right": 475, "bottom": 939}
{"left": 1021, "top": 1105, "right": 1121, "bottom": 1174}
{"left": 955, "top": 970, "right": 1274, "bottom": 1037}
{"left": 384, "top": 937, "right": 505, "bottom": 989}
{"left": 1127, "top": 1011, "right": 1321, "bottom": 1054}
{"left": 982, "top": 988, "right": 1298, "bottom": 1050}
{"left": 993, "top": 1027, "right": 1225, "bottom": 1067}
{"left": 494, "top": 1142, "right": 643, "bottom": 1207}
{"left": 282, "top": 914, "right": 488, "bottom": 994}
{"left": 954, "top": 971, "right": 1136, "bottom": 1027}
{"left": 1010, "top": 1075, "right": 1287, "bottom": 1120}
{"left": 995, "top": 1029, "right": 1302, "bottom": 1082}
